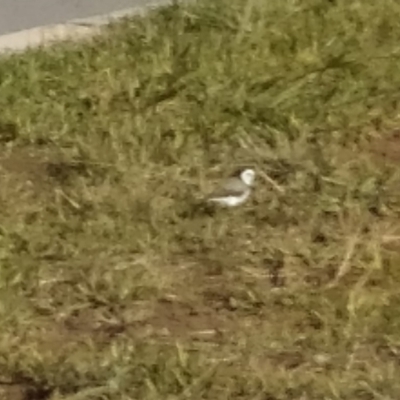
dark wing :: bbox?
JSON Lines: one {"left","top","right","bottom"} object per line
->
{"left": 207, "top": 179, "right": 248, "bottom": 199}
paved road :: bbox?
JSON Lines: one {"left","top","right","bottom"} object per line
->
{"left": 0, "top": 0, "right": 155, "bottom": 35}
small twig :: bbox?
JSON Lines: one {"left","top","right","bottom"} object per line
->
{"left": 381, "top": 235, "right": 400, "bottom": 243}
{"left": 327, "top": 233, "right": 360, "bottom": 288}
{"left": 55, "top": 188, "right": 81, "bottom": 210}
{"left": 258, "top": 169, "right": 285, "bottom": 194}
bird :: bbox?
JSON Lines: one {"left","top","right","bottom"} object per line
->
{"left": 205, "top": 167, "right": 256, "bottom": 207}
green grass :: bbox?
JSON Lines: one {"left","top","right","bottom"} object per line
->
{"left": 1, "top": 0, "right": 400, "bottom": 398}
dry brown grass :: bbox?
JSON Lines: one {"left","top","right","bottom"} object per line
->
{"left": 1, "top": 0, "right": 400, "bottom": 399}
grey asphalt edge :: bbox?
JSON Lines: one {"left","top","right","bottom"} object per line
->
{"left": 0, "top": 0, "right": 170, "bottom": 55}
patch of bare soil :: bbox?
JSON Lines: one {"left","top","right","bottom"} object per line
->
{"left": 63, "top": 307, "right": 128, "bottom": 342}
{"left": 363, "top": 130, "right": 400, "bottom": 251}
{"left": 0, "top": 382, "right": 52, "bottom": 400}
{"left": 0, "top": 145, "right": 92, "bottom": 186}
{"left": 0, "top": 145, "right": 100, "bottom": 219}
{"left": 0, "top": 379, "right": 51, "bottom": 400}
{"left": 0, "top": 384, "right": 26, "bottom": 400}
{"left": 0, "top": 147, "right": 53, "bottom": 199}
{"left": 368, "top": 129, "right": 400, "bottom": 164}
{"left": 140, "top": 298, "right": 232, "bottom": 339}
{"left": 63, "top": 296, "right": 237, "bottom": 342}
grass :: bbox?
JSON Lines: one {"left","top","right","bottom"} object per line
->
{"left": 1, "top": 0, "right": 400, "bottom": 398}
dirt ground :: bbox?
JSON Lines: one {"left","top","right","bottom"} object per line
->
{"left": 0, "top": 128, "right": 399, "bottom": 400}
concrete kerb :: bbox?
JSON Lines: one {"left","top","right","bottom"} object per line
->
{"left": 0, "top": 0, "right": 170, "bottom": 56}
